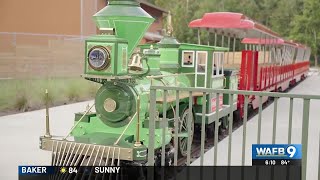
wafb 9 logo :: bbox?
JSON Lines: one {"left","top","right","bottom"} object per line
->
{"left": 252, "top": 144, "right": 302, "bottom": 160}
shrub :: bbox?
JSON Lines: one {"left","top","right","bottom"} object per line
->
{"left": 14, "top": 92, "right": 28, "bottom": 112}
{"left": 0, "top": 77, "right": 98, "bottom": 115}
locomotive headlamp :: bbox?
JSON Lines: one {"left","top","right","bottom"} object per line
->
{"left": 88, "top": 46, "right": 110, "bottom": 70}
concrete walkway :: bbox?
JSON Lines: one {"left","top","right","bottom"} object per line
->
{"left": 192, "top": 73, "right": 320, "bottom": 180}
{"left": 0, "top": 100, "right": 94, "bottom": 180}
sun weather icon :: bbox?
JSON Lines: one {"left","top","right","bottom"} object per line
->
{"left": 60, "top": 167, "right": 67, "bottom": 174}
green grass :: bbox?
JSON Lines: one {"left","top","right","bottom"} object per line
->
{"left": 0, "top": 77, "right": 100, "bottom": 113}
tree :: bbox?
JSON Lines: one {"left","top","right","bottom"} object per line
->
{"left": 290, "top": 0, "right": 320, "bottom": 66}
{"left": 154, "top": 0, "right": 200, "bottom": 43}
{"left": 269, "top": 0, "right": 303, "bottom": 37}
{"left": 150, "top": 0, "right": 317, "bottom": 65}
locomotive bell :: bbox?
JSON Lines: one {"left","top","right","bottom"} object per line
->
{"left": 128, "top": 53, "right": 143, "bottom": 71}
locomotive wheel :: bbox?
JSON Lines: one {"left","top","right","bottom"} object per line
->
{"left": 233, "top": 110, "right": 241, "bottom": 122}
{"left": 205, "top": 122, "right": 215, "bottom": 138}
{"left": 178, "top": 108, "right": 194, "bottom": 157}
{"left": 218, "top": 117, "right": 229, "bottom": 134}
{"left": 222, "top": 116, "right": 229, "bottom": 129}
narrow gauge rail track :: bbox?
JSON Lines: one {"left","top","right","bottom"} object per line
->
{"left": 176, "top": 81, "right": 302, "bottom": 166}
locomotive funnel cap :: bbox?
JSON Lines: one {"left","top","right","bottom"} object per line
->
{"left": 93, "top": 0, "right": 154, "bottom": 57}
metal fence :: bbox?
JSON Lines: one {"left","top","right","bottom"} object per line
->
{"left": 147, "top": 86, "right": 320, "bottom": 180}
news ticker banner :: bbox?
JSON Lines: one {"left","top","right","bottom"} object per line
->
{"left": 18, "top": 144, "right": 302, "bottom": 180}
{"left": 18, "top": 166, "right": 301, "bottom": 180}
{"left": 252, "top": 144, "right": 302, "bottom": 166}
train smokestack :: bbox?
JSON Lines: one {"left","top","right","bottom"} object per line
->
{"left": 93, "top": 0, "right": 155, "bottom": 57}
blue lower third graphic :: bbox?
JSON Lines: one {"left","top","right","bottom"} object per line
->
{"left": 252, "top": 144, "right": 302, "bottom": 166}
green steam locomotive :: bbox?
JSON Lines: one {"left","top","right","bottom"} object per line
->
{"left": 40, "top": 0, "right": 238, "bottom": 166}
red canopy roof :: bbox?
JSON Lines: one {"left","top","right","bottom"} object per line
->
{"left": 241, "top": 38, "right": 284, "bottom": 45}
{"left": 189, "top": 12, "right": 280, "bottom": 38}
{"left": 241, "top": 38, "right": 298, "bottom": 47}
{"left": 293, "top": 42, "right": 308, "bottom": 49}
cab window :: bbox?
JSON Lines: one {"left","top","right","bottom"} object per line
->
{"left": 213, "top": 52, "right": 224, "bottom": 76}
{"left": 182, "top": 51, "right": 194, "bottom": 67}
{"left": 197, "top": 51, "right": 207, "bottom": 74}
